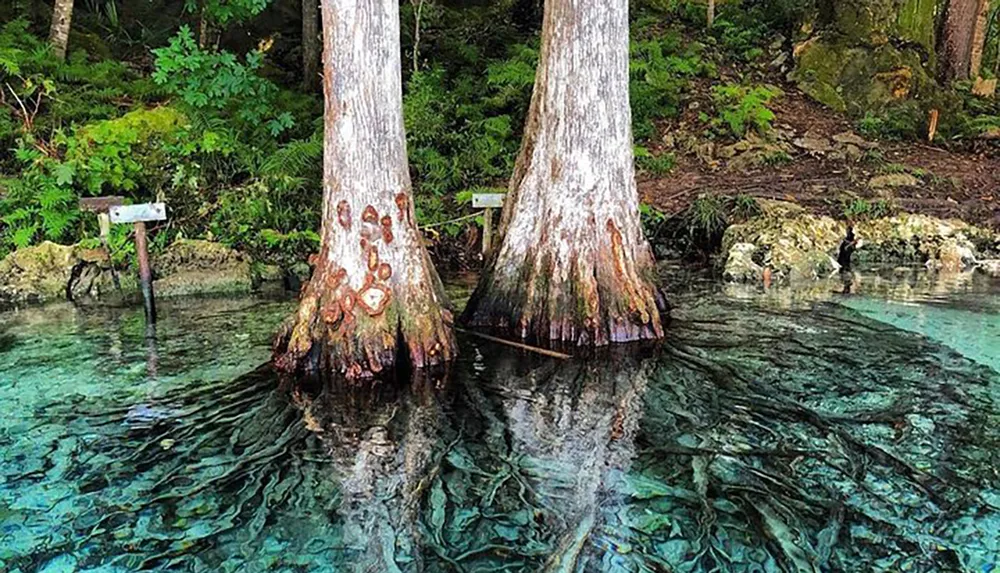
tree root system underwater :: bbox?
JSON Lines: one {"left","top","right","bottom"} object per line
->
{"left": 1, "top": 282, "right": 999, "bottom": 572}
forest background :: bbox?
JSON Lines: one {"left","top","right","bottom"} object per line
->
{"left": 2, "top": 0, "right": 999, "bottom": 273}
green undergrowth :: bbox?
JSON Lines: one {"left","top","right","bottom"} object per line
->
{"left": 1, "top": 2, "right": 729, "bottom": 264}
{"left": 644, "top": 193, "right": 763, "bottom": 257}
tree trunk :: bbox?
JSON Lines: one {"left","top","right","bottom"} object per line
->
{"left": 273, "top": 0, "right": 456, "bottom": 380}
{"left": 707, "top": 0, "right": 715, "bottom": 28}
{"left": 48, "top": 0, "right": 73, "bottom": 62}
{"left": 411, "top": 0, "right": 425, "bottom": 73}
{"left": 302, "top": 0, "right": 320, "bottom": 89}
{"left": 939, "top": 0, "right": 990, "bottom": 81}
{"left": 968, "top": 0, "right": 991, "bottom": 78}
{"left": 461, "top": 0, "right": 666, "bottom": 347}
{"left": 198, "top": 8, "right": 211, "bottom": 49}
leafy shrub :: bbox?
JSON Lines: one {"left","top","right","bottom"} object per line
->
{"left": 841, "top": 197, "right": 897, "bottom": 221}
{"left": 709, "top": 83, "right": 781, "bottom": 138}
{"left": 630, "top": 31, "right": 714, "bottom": 140}
{"left": 635, "top": 146, "right": 676, "bottom": 175}
{"left": 152, "top": 27, "right": 294, "bottom": 138}
{"left": 183, "top": 0, "right": 270, "bottom": 26}
{"left": 855, "top": 103, "right": 923, "bottom": 140}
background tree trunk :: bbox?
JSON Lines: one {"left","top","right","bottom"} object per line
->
{"left": 462, "top": 0, "right": 666, "bottom": 346}
{"left": 273, "top": 0, "right": 456, "bottom": 380}
{"left": 940, "top": 0, "right": 990, "bottom": 81}
{"left": 302, "top": 0, "right": 320, "bottom": 89}
{"left": 48, "top": 0, "right": 73, "bottom": 61}
{"left": 968, "top": 0, "right": 991, "bottom": 78}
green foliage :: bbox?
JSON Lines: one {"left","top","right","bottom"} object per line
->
{"left": 841, "top": 197, "right": 897, "bottom": 221}
{"left": 152, "top": 27, "right": 294, "bottom": 138}
{"left": 688, "top": 194, "right": 729, "bottom": 234}
{"left": 183, "top": 0, "right": 270, "bottom": 26}
{"left": 208, "top": 181, "right": 320, "bottom": 264}
{"left": 634, "top": 146, "right": 676, "bottom": 175}
{"left": 711, "top": 16, "right": 766, "bottom": 62}
{"left": 728, "top": 193, "right": 763, "bottom": 222}
{"left": 640, "top": 203, "right": 671, "bottom": 244}
{"left": 709, "top": 83, "right": 781, "bottom": 138}
{"left": 630, "top": 31, "right": 714, "bottom": 140}
{"left": 665, "top": 193, "right": 762, "bottom": 255}
{"left": 856, "top": 104, "right": 923, "bottom": 140}
{"left": 2, "top": 107, "right": 188, "bottom": 251}
{"left": 0, "top": 19, "right": 159, "bottom": 172}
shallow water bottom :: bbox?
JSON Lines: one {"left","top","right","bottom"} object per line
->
{"left": 1, "top": 269, "right": 999, "bottom": 572}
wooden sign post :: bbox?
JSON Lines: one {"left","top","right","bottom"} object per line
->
{"left": 472, "top": 193, "right": 505, "bottom": 256}
{"left": 110, "top": 203, "right": 167, "bottom": 324}
{"left": 79, "top": 196, "right": 125, "bottom": 291}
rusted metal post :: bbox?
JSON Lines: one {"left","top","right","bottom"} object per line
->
{"left": 110, "top": 202, "right": 166, "bottom": 325}
{"left": 134, "top": 221, "right": 156, "bottom": 324}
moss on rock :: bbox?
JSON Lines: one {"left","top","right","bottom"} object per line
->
{"left": 0, "top": 241, "right": 131, "bottom": 305}
{"left": 792, "top": 37, "right": 935, "bottom": 117}
{"left": 153, "top": 239, "right": 253, "bottom": 297}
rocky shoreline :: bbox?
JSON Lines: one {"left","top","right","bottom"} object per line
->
{"left": 721, "top": 201, "right": 1000, "bottom": 283}
{"left": 2, "top": 202, "right": 998, "bottom": 310}
{"left": 0, "top": 239, "right": 288, "bottom": 308}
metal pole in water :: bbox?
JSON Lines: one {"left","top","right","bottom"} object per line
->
{"left": 134, "top": 221, "right": 156, "bottom": 324}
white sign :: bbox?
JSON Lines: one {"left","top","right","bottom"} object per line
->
{"left": 472, "top": 193, "right": 505, "bottom": 209}
{"left": 110, "top": 203, "right": 167, "bottom": 224}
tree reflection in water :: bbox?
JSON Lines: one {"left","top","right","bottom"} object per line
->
{"left": 7, "top": 293, "right": 999, "bottom": 572}
{"left": 292, "top": 349, "right": 653, "bottom": 573}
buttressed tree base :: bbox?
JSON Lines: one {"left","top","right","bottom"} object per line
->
{"left": 273, "top": 0, "right": 456, "bottom": 381}
{"left": 463, "top": 0, "right": 667, "bottom": 346}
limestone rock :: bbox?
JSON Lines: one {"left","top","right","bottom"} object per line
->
{"left": 0, "top": 242, "right": 125, "bottom": 305}
{"left": 832, "top": 131, "right": 876, "bottom": 149}
{"left": 720, "top": 201, "right": 998, "bottom": 283}
{"left": 723, "top": 243, "right": 763, "bottom": 282}
{"left": 793, "top": 131, "right": 833, "bottom": 153}
{"left": 977, "top": 259, "right": 1000, "bottom": 277}
{"left": 153, "top": 240, "right": 253, "bottom": 297}
{"left": 0, "top": 242, "right": 78, "bottom": 304}
{"left": 929, "top": 237, "right": 976, "bottom": 272}
{"left": 869, "top": 173, "right": 919, "bottom": 188}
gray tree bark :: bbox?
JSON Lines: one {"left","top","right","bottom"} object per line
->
{"left": 48, "top": 0, "right": 73, "bottom": 62}
{"left": 302, "top": 0, "right": 320, "bottom": 89}
{"left": 462, "top": 0, "right": 666, "bottom": 346}
{"left": 274, "top": 0, "right": 456, "bottom": 380}
{"left": 940, "top": 0, "right": 991, "bottom": 81}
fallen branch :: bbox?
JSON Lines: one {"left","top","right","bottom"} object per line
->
{"left": 456, "top": 327, "right": 571, "bottom": 359}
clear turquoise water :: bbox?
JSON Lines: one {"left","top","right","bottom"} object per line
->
{"left": 1, "top": 272, "right": 999, "bottom": 572}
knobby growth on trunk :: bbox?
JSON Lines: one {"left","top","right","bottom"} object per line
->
{"left": 273, "top": 0, "right": 456, "bottom": 380}
{"left": 939, "top": 0, "right": 991, "bottom": 81}
{"left": 48, "top": 0, "right": 74, "bottom": 61}
{"left": 462, "top": 0, "right": 666, "bottom": 346}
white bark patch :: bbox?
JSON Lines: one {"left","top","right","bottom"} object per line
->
{"left": 277, "top": 0, "right": 456, "bottom": 377}
{"left": 466, "top": 0, "right": 664, "bottom": 345}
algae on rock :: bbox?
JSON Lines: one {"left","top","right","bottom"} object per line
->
{"left": 792, "top": 0, "right": 943, "bottom": 119}
{"left": 153, "top": 239, "right": 253, "bottom": 297}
